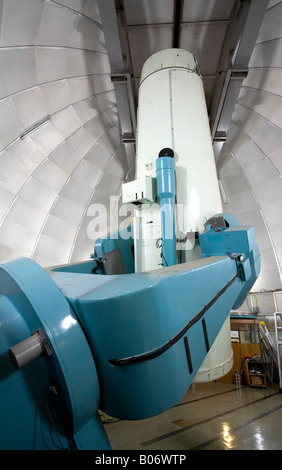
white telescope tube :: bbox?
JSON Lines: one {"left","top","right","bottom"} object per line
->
{"left": 134, "top": 49, "right": 232, "bottom": 382}
{"left": 135, "top": 48, "right": 223, "bottom": 269}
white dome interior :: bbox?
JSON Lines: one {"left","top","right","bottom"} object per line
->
{"left": 0, "top": 0, "right": 281, "bottom": 313}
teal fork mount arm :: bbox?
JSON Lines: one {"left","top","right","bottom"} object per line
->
{"left": 51, "top": 215, "right": 260, "bottom": 420}
{"left": 199, "top": 212, "right": 261, "bottom": 309}
{"left": 0, "top": 214, "right": 260, "bottom": 448}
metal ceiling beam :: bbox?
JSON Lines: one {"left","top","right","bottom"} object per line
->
{"left": 173, "top": 0, "right": 184, "bottom": 48}
{"left": 98, "top": 0, "right": 136, "bottom": 181}
{"left": 209, "top": 0, "right": 269, "bottom": 161}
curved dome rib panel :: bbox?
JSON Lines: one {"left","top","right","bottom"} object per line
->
{"left": 1, "top": 0, "right": 282, "bottom": 293}
{"left": 217, "top": 0, "right": 282, "bottom": 291}
{"left": 0, "top": 0, "right": 129, "bottom": 267}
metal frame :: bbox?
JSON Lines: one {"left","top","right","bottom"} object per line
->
{"left": 98, "top": 0, "right": 269, "bottom": 167}
{"left": 274, "top": 292, "right": 282, "bottom": 392}
{"left": 97, "top": 0, "right": 137, "bottom": 181}
{"left": 173, "top": 0, "right": 183, "bottom": 48}
{"left": 209, "top": 0, "right": 269, "bottom": 159}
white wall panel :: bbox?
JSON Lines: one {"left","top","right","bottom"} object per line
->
{"left": 85, "top": 142, "right": 113, "bottom": 171}
{"left": 0, "top": 51, "right": 8, "bottom": 99}
{"left": 263, "top": 198, "right": 282, "bottom": 227}
{"left": 249, "top": 39, "right": 282, "bottom": 68}
{"left": 0, "top": 151, "right": 31, "bottom": 194}
{"left": 37, "top": 2, "right": 77, "bottom": 47}
{"left": 6, "top": 197, "right": 46, "bottom": 234}
{"left": 70, "top": 16, "right": 106, "bottom": 52}
{"left": 238, "top": 87, "right": 282, "bottom": 129}
{"left": 36, "top": 48, "right": 68, "bottom": 83}
{"left": 12, "top": 88, "right": 47, "bottom": 129}
{"left": 56, "top": 0, "right": 101, "bottom": 22}
{"left": 71, "top": 159, "right": 103, "bottom": 188}
{"left": 48, "top": 142, "right": 82, "bottom": 173}
{"left": 73, "top": 90, "right": 116, "bottom": 124}
{"left": 252, "top": 265, "right": 281, "bottom": 292}
{"left": 255, "top": 229, "right": 274, "bottom": 252}
{"left": 229, "top": 138, "right": 265, "bottom": 171}
{"left": 96, "top": 172, "right": 122, "bottom": 197}
{"left": 51, "top": 196, "right": 85, "bottom": 226}
{"left": 234, "top": 208, "right": 265, "bottom": 229}
{"left": 261, "top": 247, "right": 280, "bottom": 271}
{"left": 0, "top": 98, "right": 25, "bottom": 151}
{"left": 181, "top": 23, "right": 228, "bottom": 75}
{"left": 33, "top": 159, "right": 69, "bottom": 192}
{"left": 30, "top": 122, "right": 64, "bottom": 155}
{"left": 254, "top": 122, "right": 282, "bottom": 158}
{"left": 182, "top": 0, "right": 234, "bottom": 21}
{"left": 83, "top": 112, "right": 116, "bottom": 142}
{"left": 57, "top": 0, "right": 93, "bottom": 14}
{"left": 71, "top": 215, "right": 99, "bottom": 261}
{"left": 268, "top": 0, "right": 281, "bottom": 7}
{"left": 124, "top": 0, "right": 173, "bottom": 24}
{"left": 0, "top": 0, "right": 127, "bottom": 266}
{"left": 217, "top": 0, "right": 282, "bottom": 292}
{"left": 20, "top": 178, "right": 58, "bottom": 212}
{"left": 0, "top": 0, "right": 44, "bottom": 46}
{"left": 0, "top": 184, "right": 17, "bottom": 222}
{"left": 0, "top": 0, "right": 280, "bottom": 285}
{"left": 220, "top": 173, "right": 250, "bottom": 198}
{"left": 0, "top": 220, "right": 39, "bottom": 255}
{"left": 244, "top": 159, "right": 278, "bottom": 188}
{"left": 252, "top": 176, "right": 282, "bottom": 208}
{"left": 69, "top": 244, "right": 92, "bottom": 263}
{"left": 256, "top": 1, "right": 282, "bottom": 43}
{"left": 80, "top": 0, "right": 101, "bottom": 22}
{"left": 41, "top": 214, "right": 78, "bottom": 245}
{"left": 60, "top": 177, "right": 93, "bottom": 206}
{"left": 268, "top": 143, "right": 282, "bottom": 174}
{"left": 98, "top": 126, "right": 121, "bottom": 154}
{"left": 232, "top": 105, "right": 266, "bottom": 136}
{"left": 66, "top": 126, "right": 97, "bottom": 157}
{"left": 66, "top": 50, "right": 109, "bottom": 77}
{"left": 4, "top": 48, "right": 37, "bottom": 94}
{"left": 67, "top": 75, "right": 112, "bottom": 102}
{"left": 106, "top": 153, "right": 128, "bottom": 179}
{"left": 272, "top": 223, "right": 282, "bottom": 247}
{"left": 243, "top": 68, "right": 282, "bottom": 96}
{"left": 40, "top": 80, "right": 71, "bottom": 115}
{"left": 51, "top": 106, "right": 82, "bottom": 139}
{"left": 223, "top": 188, "right": 259, "bottom": 214}
{"left": 128, "top": 26, "right": 173, "bottom": 77}
{"left": 33, "top": 234, "right": 73, "bottom": 266}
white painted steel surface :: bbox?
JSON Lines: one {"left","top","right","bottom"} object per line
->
{"left": 0, "top": 0, "right": 281, "bottom": 377}
{"left": 134, "top": 49, "right": 222, "bottom": 271}
{"left": 0, "top": 0, "right": 127, "bottom": 267}
{"left": 133, "top": 49, "right": 232, "bottom": 381}
{"left": 193, "top": 316, "right": 233, "bottom": 383}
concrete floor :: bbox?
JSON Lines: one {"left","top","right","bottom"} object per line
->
{"left": 103, "top": 381, "right": 282, "bottom": 451}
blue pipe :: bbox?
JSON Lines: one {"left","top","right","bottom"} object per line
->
{"left": 156, "top": 150, "right": 177, "bottom": 266}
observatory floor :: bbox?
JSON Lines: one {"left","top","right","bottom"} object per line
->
{"left": 103, "top": 381, "right": 282, "bottom": 451}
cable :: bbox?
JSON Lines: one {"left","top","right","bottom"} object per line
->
{"left": 45, "top": 390, "right": 77, "bottom": 450}
{"left": 161, "top": 252, "right": 169, "bottom": 267}
{"left": 109, "top": 269, "right": 240, "bottom": 366}
{"left": 46, "top": 398, "right": 67, "bottom": 450}
{"left": 155, "top": 237, "right": 169, "bottom": 267}
{"left": 156, "top": 238, "right": 162, "bottom": 249}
